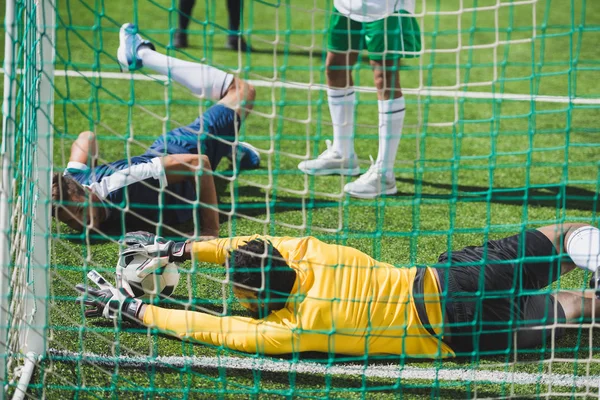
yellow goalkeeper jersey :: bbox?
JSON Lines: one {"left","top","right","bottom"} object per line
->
{"left": 143, "top": 235, "right": 455, "bottom": 358}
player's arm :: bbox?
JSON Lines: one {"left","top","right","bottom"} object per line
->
{"left": 119, "top": 232, "right": 263, "bottom": 267}
{"left": 68, "top": 131, "right": 98, "bottom": 170}
{"left": 76, "top": 270, "right": 297, "bottom": 354}
{"left": 177, "top": 235, "right": 300, "bottom": 264}
{"left": 160, "top": 153, "right": 219, "bottom": 238}
{"left": 187, "top": 235, "right": 265, "bottom": 264}
{"left": 140, "top": 304, "right": 298, "bottom": 354}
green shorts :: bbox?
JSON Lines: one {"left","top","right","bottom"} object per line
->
{"left": 327, "top": 9, "right": 421, "bottom": 60}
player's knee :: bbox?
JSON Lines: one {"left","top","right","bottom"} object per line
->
{"left": 76, "top": 130, "right": 95, "bottom": 142}
{"left": 244, "top": 81, "right": 256, "bottom": 108}
{"left": 73, "top": 131, "right": 95, "bottom": 150}
{"left": 372, "top": 70, "right": 385, "bottom": 90}
{"left": 326, "top": 53, "right": 353, "bottom": 86}
{"left": 326, "top": 51, "right": 347, "bottom": 68}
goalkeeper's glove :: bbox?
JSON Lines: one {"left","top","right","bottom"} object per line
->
{"left": 75, "top": 270, "right": 144, "bottom": 320}
{"left": 120, "top": 231, "right": 187, "bottom": 263}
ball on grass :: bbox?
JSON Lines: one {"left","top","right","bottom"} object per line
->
{"left": 116, "top": 252, "right": 180, "bottom": 299}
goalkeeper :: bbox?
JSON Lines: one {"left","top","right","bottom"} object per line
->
{"left": 78, "top": 223, "right": 600, "bottom": 357}
{"left": 52, "top": 23, "right": 259, "bottom": 237}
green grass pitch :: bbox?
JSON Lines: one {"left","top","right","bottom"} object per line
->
{"left": 3, "top": 0, "right": 600, "bottom": 398}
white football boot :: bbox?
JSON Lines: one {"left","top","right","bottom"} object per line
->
{"left": 298, "top": 140, "right": 360, "bottom": 176}
{"left": 343, "top": 157, "right": 397, "bottom": 199}
{"left": 117, "top": 23, "right": 155, "bottom": 71}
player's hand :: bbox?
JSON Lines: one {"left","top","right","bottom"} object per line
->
{"left": 75, "top": 270, "right": 143, "bottom": 320}
{"left": 121, "top": 231, "right": 187, "bottom": 263}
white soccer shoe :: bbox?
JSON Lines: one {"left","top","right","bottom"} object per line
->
{"left": 298, "top": 140, "right": 360, "bottom": 176}
{"left": 343, "top": 158, "right": 397, "bottom": 199}
{"left": 117, "top": 23, "right": 155, "bottom": 71}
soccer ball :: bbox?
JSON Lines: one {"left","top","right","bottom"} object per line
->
{"left": 116, "top": 252, "right": 180, "bottom": 299}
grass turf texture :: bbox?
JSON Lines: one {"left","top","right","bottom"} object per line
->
{"left": 2, "top": 0, "right": 600, "bottom": 398}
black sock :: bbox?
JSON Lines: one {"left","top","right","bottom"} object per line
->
{"left": 179, "top": 0, "right": 196, "bottom": 32}
{"left": 227, "top": 0, "right": 242, "bottom": 34}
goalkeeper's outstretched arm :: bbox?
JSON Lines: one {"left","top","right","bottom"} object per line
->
{"left": 77, "top": 269, "right": 298, "bottom": 354}
{"left": 138, "top": 304, "right": 299, "bottom": 354}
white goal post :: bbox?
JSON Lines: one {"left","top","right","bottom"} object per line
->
{"left": 0, "top": 0, "right": 55, "bottom": 399}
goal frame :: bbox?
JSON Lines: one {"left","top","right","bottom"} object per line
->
{"left": 0, "top": 0, "right": 55, "bottom": 399}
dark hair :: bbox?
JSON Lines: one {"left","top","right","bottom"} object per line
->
{"left": 229, "top": 239, "right": 296, "bottom": 318}
{"left": 51, "top": 173, "right": 87, "bottom": 217}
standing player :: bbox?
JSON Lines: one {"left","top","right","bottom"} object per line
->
{"left": 174, "top": 0, "right": 251, "bottom": 51}
{"left": 52, "top": 23, "right": 259, "bottom": 237}
{"left": 298, "top": 1, "right": 421, "bottom": 199}
{"left": 78, "top": 223, "right": 600, "bottom": 357}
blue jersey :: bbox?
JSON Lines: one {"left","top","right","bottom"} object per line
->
{"left": 64, "top": 104, "right": 239, "bottom": 232}
{"left": 64, "top": 156, "right": 200, "bottom": 232}
{"left": 146, "top": 103, "right": 240, "bottom": 169}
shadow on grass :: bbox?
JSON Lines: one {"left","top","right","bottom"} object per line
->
{"left": 395, "top": 177, "right": 599, "bottom": 212}
{"left": 216, "top": 181, "right": 341, "bottom": 223}
{"left": 54, "top": 174, "right": 598, "bottom": 242}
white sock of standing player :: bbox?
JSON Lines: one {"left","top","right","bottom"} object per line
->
{"left": 327, "top": 87, "right": 356, "bottom": 157}
{"left": 138, "top": 47, "right": 233, "bottom": 101}
{"left": 374, "top": 96, "right": 405, "bottom": 176}
{"left": 567, "top": 226, "right": 600, "bottom": 273}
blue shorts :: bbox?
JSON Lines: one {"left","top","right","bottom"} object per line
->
{"left": 145, "top": 104, "right": 240, "bottom": 170}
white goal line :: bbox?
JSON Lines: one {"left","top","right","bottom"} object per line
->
{"left": 2, "top": 68, "right": 599, "bottom": 105}
{"left": 48, "top": 349, "right": 600, "bottom": 390}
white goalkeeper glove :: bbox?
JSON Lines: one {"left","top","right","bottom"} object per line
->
{"left": 120, "top": 231, "right": 187, "bottom": 263}
{"left": 75, "top": 270, "right": 143, "bottom": 320}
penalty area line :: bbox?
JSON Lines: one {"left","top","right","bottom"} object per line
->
{"left": 48, "top": 349, "right": 600, "bottom": 389}
{"left": 2, "top": 68, "right": 600, "bottom": 105}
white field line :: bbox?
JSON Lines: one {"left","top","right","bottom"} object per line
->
{"left": 2, "top": 68, "right": 600, "bottom": 105}
{"left": 48, "top": 349, "right": 600, "bottom": 390}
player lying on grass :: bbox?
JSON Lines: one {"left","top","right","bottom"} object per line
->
{"left": 77, "top": 224, "right": 600, "bottom": 357}
{"left": 52, "top": 23, "right": 260, "bottom": 237}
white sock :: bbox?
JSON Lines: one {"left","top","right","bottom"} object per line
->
{"left": 375, "top": 96, "right": 405, "bottom": 175}
{"left": 327, "top": 87, "right": 356, "bottom": 157}
{"left": 138, "top": 48, "right": 234, "bottom": 100}
{"left": 566, "top": 226, "right": 600, "bottom": 272}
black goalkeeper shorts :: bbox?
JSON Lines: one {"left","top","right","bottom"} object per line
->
{"left": 434, "top": 230, "right": 566, "bottom": 355}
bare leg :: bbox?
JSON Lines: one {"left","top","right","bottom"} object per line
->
{"left": 218, "top": 77, "right": 256, "bottom": 119}
{"left": 536, "top": 223, "right": 600, "bottom": 322}
{"left": 369, "top": 58, "right": 402, "bottom": 100}
{"left": 555, "top": 290, "right": 599, "bottom": 321}
{"left": 69, "top": 131, "right": 97, "bottom": 168}
{"left": 326, "top": 51, "right": 359, "bottom": 89}
{"left": 535, "top": 223, "right": 590, "bottom": 275}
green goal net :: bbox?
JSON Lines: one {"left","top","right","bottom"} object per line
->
{"left": 2, "top": 0, "right": 600, "bottom": 398}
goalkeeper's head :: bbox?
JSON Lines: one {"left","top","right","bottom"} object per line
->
{"left": 228, "top": 239, "right": 297, "bottom": 319}
{"left": 51, "top": 173, "right": 108, "bottom": 231}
